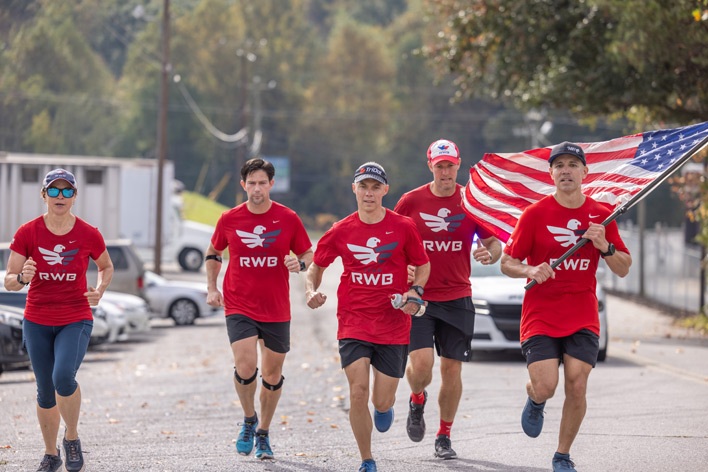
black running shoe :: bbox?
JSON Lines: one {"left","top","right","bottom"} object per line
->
{"left": 434, "top": 434, "right": 457, "bottom": 460}
{"left": 406, "top": 390, "right": 427, "bottom": 442}
{"left": 62, "top": 437, "right": 84, "bottom": 472}
{"left": 36, "top": 451, "right": 62, "bottom": 472}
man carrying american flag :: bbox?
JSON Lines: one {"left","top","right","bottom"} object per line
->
{"left": 499, "top": 141, "right": 633, "bottom": 472}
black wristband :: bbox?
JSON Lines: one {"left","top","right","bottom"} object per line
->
{"left": 17, "top": 273, "right": 29, "bottom": 286}
{"left": 299, "top": 260, "right": 307, "bottom": 272}
{"left": 205, "top": 254, "right": 223, "bottom": 263}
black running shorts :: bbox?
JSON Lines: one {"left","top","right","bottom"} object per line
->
{"left": 408, "top": 297, "right": 475, "bottom": 362}
{"left": 338, "top": 339, "right": 408, "bottom": 378}
{"left": 226, "top": 314, "right": 290, "bottom": 354}
{"left": 521, "top": 329, "right": 600, "bottom": 367}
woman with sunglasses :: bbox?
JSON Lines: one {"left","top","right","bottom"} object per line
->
{"left": 3, "top": 168, "right": 114, "bottom": 472}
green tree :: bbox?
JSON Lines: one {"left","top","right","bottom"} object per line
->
{"left": 425, "top": 0, "right": 707, "bottom": 125}
{"left": 0, "top": 0, "right": 118, "bottom": 154}
{"left": 116, "top": 0, "right": 319, "bottom": 206}
{"left": 290, "top": 15, "right": 398, "bottom": 216}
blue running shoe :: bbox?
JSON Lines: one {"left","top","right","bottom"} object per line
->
{"left": 521, "top": 397, "right": 545, "bottom": 438}
{"left": 359, "top": 458, "right": 377, "bottom": 472}
{"left": 236, "top": 419, "right": 258, "bottom": 455}
{"left": 373, "top": 407, "right": 394, "bottom": 433}
{"left": 552, "top": 452, "right": 577, "bottom": 471}
{"left": 254, "top": 432, "right": 274, "bottom": 460}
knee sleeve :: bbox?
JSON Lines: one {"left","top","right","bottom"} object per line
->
{"left": 262, "top": 375, "right": 284, "bottom": 391}
{"left": 234, "top": 367, "right": 258, "bottom": 385}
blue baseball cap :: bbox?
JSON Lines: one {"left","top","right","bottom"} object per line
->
{"left": 549, "top": 142, "right": 586, "bottom": 166}
{"left": 43, "top": 168, "right": 77, "bottom": 189}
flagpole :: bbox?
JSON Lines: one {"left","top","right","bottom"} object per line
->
{"left": 525, "top": 131, "right": 708, "bottom": 290}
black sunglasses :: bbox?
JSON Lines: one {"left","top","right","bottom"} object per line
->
{"left": 46, "top": 187, "right": 76, "bottom": 198}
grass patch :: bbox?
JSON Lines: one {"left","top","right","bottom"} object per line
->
{"left": 678, "top": 313, "right": 708, "bottom": 335}
{"left": 181, "top": 191, "right": 229, "bottom": 226}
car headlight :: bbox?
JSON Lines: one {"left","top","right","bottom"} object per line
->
{"left": 0, "top": 312, "right": 23, "bottom": 328}
{"left": 472, "top": 299, "right": 491, "bottom": 315}
{"left": 92, "top": 306, "right": 107, "bottom": 320}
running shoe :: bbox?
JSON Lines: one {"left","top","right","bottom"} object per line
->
{"left": 552, "top": 452, "right": 577, "bottom": 471}
{"left": 62, "top": 437, "right": 84, "bottom": 472}
{"left": 358, "top": 458, "right": 377, "bottom": 472}
{"left": 254, "top": 432, "right": 274, "bottom": 460}
{"left": 434, "top": 434, "right": 457, "bottom": 460}
{"left": 406, "top": 391, "right": 427, "bottom": 442}
{"left": 36, "top": 451, "right": 62, "bottom": 472}
{"left": 521, "top": 397, "right": 545, "bottom": 438}
{"left": 373, "top": 407, "right": 394, "bottom": 433}
{"left": 236, "top": 419, "right": 259, "bottom": 455}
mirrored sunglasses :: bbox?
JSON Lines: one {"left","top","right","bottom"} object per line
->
{"left": 46, "top": 187, "right": 76, "bottom": 198}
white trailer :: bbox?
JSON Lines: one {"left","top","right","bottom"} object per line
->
{"left": 0, "top": 151, "right": 174, "bottom": 255}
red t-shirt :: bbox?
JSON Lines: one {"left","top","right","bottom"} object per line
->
{"left": 504, "top": 195, "right": 629, "bottom": 341}
{"left": 314, "top": 209, "right": 429, "bottom": 345}
{"left": 10, "top": 216, "right": 107, "bottom": 326}
{"left": 395, "top": 183, "right": 493, "bottom": 301}
{"left": 211, "top": 201, "right": 312, "bottom": 322}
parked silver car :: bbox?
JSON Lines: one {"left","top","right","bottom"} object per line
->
{"left": 143, "top": 271, "right": 221, "bottom": 325}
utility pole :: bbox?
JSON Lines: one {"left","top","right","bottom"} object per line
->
{"left": 154, "top": 0, "right": 170, "bottom": 275}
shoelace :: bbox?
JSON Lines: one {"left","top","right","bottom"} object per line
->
{"left": 529, "top": 404, "right": 545, "bottom": 421}
{"left": 555, "top": 456, "right": 576, "bottom": 469}
{"left": 256, "top": 434, "right": 269, "bottom": 451}
{"left": 38, "top": 455, "right": 56, "bottom": 471}
{"left": 240, "top": 422, "right": 256, "bottom": 442}
{"left": 409, "top": 403, "right": 424, "bottom": 425}
{"left": 65, "top": 440, "right": 80, "bottom": 462}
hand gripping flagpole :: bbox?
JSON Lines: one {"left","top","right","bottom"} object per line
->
{"left": 525, "top": 132, "right": 708, "bottom": 290}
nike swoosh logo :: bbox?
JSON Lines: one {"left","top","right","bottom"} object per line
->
{"left": 589, "top": 215, "right": 599, "bottom": 219}
{"left": 386, "top": 231, "right": 394, "bottom": 234}
{"left": 273, "top": 220, "right": 280, "bottom": 223}
{"left": 69, "top": 240, "right": 77, "bottom": 243}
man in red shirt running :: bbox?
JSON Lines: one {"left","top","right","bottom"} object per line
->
{"left": 501, "top": 142, "right": 632, "bottom": 472}
{"left": 394, "top": 139, "right": 501, "bottom": 459}
{"left": 206, "top": 158, "right": 313, "bottom": 461}
{"left": 305, "top": 162, "right": 430, "bottom": 472}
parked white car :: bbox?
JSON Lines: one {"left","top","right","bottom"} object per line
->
{"left": 470, "top": 258, "right": 608, "bottom": 361}
{"left": 94, "top": 300, "right": 129, "bottom": 343}
{"left": 143, "top": 271, "right": 221, "bottom": 325}
{"left": 101, "top": 291, "right": 152, "bottom": 334}
{"left": 89, "top": 305, "right": 112, "bottom": 346}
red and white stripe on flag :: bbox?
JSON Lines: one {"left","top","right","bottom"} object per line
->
{"left": 462, "top": 122, "right": 708, "bottom": 242}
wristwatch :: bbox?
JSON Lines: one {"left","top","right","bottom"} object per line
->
{"left": 600, "top": 243, "right": 616, "bottom": 258}
{"left": 410, "top": 285, "right": 424, "bottom": 297}
{"left": 17, "top": 273, "right": 29, "bottom": 286}
{"left": 299, "top": 260, "right": 307, "bottom": 272}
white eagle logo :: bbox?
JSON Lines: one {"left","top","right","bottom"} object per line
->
{"left": 236, "top": 225, "right": 281, "bottom": 248}
{"left": 419, "top": 208, "right": 465, "bottom": 233}
{"left": 546, "top": 219, "right": 583, "bottom": 247}
{"left": 39, "top": 244, "right": 79, "bottom": 266}
{"left": 346, "top": 237, "right": 398, "bottom": 265}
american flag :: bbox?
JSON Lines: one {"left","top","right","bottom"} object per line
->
{"left": 462, "top": 121, "right": 708, "bottom": 242}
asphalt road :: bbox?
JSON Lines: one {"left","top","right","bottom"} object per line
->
{"left": 1, "top": 261, "right": 707, "bottom": 471}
